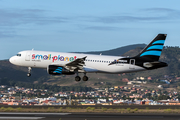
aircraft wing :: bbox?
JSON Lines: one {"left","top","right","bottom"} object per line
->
{"left": 65, "top": 56, "right": 87, "bottom": 72}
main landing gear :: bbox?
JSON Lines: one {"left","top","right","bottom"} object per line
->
{"left": 75, "top": 73, "right": 88, "bottom": 82}
{"left": 27, "top": 67, "right": 32, "bottom": 77}
{"left": 83, "top": 73, "right": 88, "bottom": 81}
{"left": 75, "top": 76, "right": 81, "bottom": 82}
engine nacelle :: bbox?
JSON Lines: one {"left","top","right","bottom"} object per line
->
{"left": 143, "top": 61, "right": 168, "bottom": 69}
{"left": 47, "top": 65, "right": 75, "bottom": 75}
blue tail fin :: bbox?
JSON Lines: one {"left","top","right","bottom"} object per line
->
{"left": 136, "top": 34, "right": 167, "bottom": 61}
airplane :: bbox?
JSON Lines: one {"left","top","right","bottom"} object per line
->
{"left": 9, "top": 34, "right": 168, "bottom": 82}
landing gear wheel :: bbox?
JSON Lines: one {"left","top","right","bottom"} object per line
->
{"left": 83, "top": 76, "right": 88, "bottom": 81}
{"left": 75, "top": 76, "right": 81, "bottom": 82}
{"left": 27, "top": 67, "right": 32, "bottom": 77}
{"left": 27, "top": 73, "right": 31, "bottom": 77}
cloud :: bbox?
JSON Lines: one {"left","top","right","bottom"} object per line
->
{"left": 84, "top": 26, "right": 121, "bottom": 31}
{"left": 143, "top": 8, "right": 177, "bottom": 13}
{"left": 142, "top": 8, "right": 180, "bottom": 20}
{"left": 94, "top": 16, "right": 166, "bottom": 24}
{"left": 0, "top": 30, "right": 16, "bottom": 38}
{"left": 0, "top": 9, "right": 68, "bottom": 26}
{"left": 86, "top": 8, "right": 180, "bottom": 24}
{"left": 0, "top": 8, "right": 70, "bottom": 38}
{"left": 0, "top": 7, "right": 179, "bottom": 35}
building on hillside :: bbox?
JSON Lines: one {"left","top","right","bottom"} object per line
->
{"left": 122, "top": 78, "right": 129, "bottom": 82}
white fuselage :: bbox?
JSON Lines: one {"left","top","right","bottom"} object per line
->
{"left": 9, "top": 50, "right": 145, "bottom": 74}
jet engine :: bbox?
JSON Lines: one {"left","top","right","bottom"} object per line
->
{"left": 47, "top": 65, "right": 75, "bottom": 75}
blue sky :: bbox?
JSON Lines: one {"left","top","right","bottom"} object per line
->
{"left": 1, "top": 0, "right": 180, "bottom": 60}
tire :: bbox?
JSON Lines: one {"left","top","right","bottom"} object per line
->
{"left": 27, "top": 73, "right": 31, "bottom": 77}
{"left": 75, "top": 76, "right": 81, "bottom": 82}
{"left": 83, "top": 76, "right": 88, "bottom": 81}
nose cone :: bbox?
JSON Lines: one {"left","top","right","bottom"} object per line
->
{"left": 9, "top": 57, "right": 13, "bottom": 64}
{"left": 9, "top": 56, "right": 16, "bottom": 65}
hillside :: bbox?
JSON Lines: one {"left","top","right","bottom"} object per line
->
{"left": 0, "top": 60, "right": 48, "bottom": 85}
{"left": 0, "top": 45, "right": 180, "bottom": 88}
{"left": 75, "top": 44, "right": 146, "bottom": 56}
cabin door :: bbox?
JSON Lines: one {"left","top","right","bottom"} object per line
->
{"left": 129, "top": 59, "right": 135, "bottom": 69}
{"left": 25, "top": 52, "right": 31, "bottom": 61}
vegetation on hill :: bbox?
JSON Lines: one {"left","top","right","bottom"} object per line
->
{"left": 75, "top": 44, "right": 146, "bottom": 56}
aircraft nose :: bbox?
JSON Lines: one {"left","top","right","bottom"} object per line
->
{"left": 9, "top": 56, "right": 16, "bottom": 64}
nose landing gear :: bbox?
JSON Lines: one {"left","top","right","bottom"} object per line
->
{"left": 27, "top": 67, "right": 32, "bottom": 77}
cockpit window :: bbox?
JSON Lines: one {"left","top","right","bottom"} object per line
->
{"left": 17, "top": 54, "right": 21, "bottom": 57}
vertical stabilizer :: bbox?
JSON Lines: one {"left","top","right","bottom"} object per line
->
{"left": 136, "top": 34, "right": 167, "bottom": 61}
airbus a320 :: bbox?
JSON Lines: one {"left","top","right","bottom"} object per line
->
{"left": 9, "top": 34, "right": 168, "bottom": 82}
